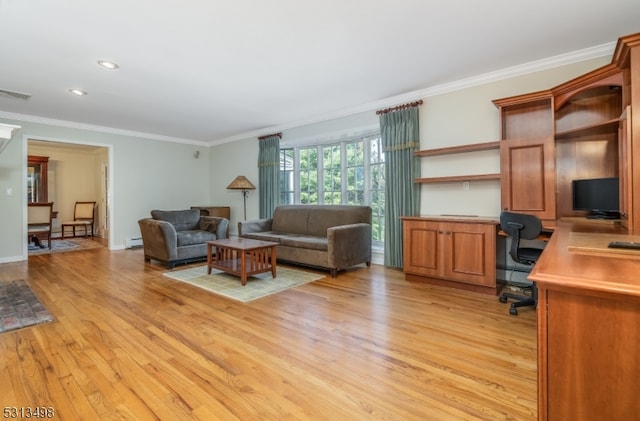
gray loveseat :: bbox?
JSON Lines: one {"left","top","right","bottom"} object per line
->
{"left": 239, "top": 205, "right": 372, "bottom": 277}
{"left": 138, "top": 209, "right": 229, "bottom": 268}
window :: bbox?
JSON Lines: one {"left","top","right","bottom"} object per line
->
{"left": 279, "top": 134, "right": 385, "bottom": 247}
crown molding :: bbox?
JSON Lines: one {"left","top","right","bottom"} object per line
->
{"left": 0, "top": 111, "right": 210, "bottom": 147}
{"left": 211, "top": 41, "right": 616, "bottom": 145}
{"left": 0, "top": 41, "right": 616, "bottom": 148}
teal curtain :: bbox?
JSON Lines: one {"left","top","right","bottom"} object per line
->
{"left": 258, "top": 135, "right": 281, "bottom": 219}
{"left": 379, "top": 107, "right": 421, "bottom": 268}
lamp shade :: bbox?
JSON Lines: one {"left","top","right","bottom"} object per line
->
{"left": 226, "top": 175, "right": 256, "bottom": 190}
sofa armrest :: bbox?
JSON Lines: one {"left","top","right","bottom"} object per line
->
{"left": 200, "top": 216, "right": 229, "bottom": 239}
{"left": 138, "top": 218, "right": 178, "bottom": 261}
{"left": 238, "top": 218, "right": 273, "bottom": 236}
{"left": 327, "top": 223, "right": 372, "bottom": 269}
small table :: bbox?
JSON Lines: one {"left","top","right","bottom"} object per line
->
{"left": 207, "top": 237, "right": 278, "bottom": 286}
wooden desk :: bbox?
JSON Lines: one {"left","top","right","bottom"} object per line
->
{"left": 529, "top": 222, "right": 640, "bottom": 421}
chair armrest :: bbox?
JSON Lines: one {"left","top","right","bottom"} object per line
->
{"left": 327, "top": 223, "right": 372, "bottom": 268}
{"left": 238, "top": 218, "right": 273, "bottom": 236}
{"left": 138, "top": 218, "right": 178, "bottom": 260}
{"left": 200, "top": 216, "right": 229, "bottom": 239}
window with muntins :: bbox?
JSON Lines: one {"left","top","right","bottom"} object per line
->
{"left": 279, "top": 133, "right": 385, "bottom": 247}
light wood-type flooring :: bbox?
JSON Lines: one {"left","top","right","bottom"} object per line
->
{"left": 0, "top": 244, "right": 537, "bottom": 420}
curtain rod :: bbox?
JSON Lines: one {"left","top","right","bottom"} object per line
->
{"left": 258, "top": 132, "right": 282, "bottom": 140}
{"left": 376, "top": 99, "right": 423, "bottom": 115}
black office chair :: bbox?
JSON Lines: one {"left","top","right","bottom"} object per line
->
{"left": 499, "top": 211, "right": 545, "bottom": 315}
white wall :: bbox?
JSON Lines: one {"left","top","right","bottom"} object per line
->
{"left": 0, "top": 119, "right": 209, "bottom": 262}
{"left": 212, "top": 57, "right": 611, "bottom": 223}
{"left": 209, "top": 138, "right": 260, "bottom": 235}
{"left": 0, "top": 54, "right": 612, "bottom": 263}
{"left": 0, "top": 134, "right": 24, "bottom": 260}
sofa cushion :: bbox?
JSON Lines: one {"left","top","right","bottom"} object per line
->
{"left": 151, "top": 209, "right": 200, "bottom": 231}
{"left": 242, "top": 231, "right": 285, "bottom": 244}
{"left": 242, "top": 231, "right": 328, "bottom": 251}
{"left": 271, "top": 206, "right": 311, "bottom": 235}
{"left": 177, "top": 230, "right": 217, "bottom": 246}
{"left": 307, "top": 205, "right": 372, "bottom": 237}
{"left": 271, "top": 205, "right": 372, "bottom": 237}
{"left": 279, "top": 235, "right": 328, "bottom": 251}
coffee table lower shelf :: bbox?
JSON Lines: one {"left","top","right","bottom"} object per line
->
{"left": 207, "top": 238, "right": 278, "bottom": 286}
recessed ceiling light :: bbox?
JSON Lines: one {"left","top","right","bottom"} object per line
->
{"left": 97, "top": 60, "right": 119, "bottom": 70}
{"left": 69, "top": 89, "right": 87, "bottom": 96}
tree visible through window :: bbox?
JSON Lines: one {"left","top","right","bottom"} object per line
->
{"left": 279, "top": 134, "right": 385, "bottom": 247}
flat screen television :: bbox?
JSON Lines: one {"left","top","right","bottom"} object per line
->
{"left": 572, "top": 177, "right": 620, "bottom": 219}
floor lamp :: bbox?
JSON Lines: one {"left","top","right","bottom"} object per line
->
{"left": 226, "top": 175, "right": 256, "bottom": 220}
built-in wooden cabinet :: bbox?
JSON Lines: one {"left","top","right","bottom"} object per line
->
{"left": 531, "top": 223, "right": 640, "bottom": 421}
{"left": 402, "top": 217, "right": 500, "bottom": 295}
{"left": 499, "top": 135, "right": 556, "bottom": 222}
{"left": 493, "top": 60, "right": 628, "bottom": 226}
{"left": 527, "top": 33, "right": 640, "bottom": 420}
{"left": 618, "top": 106, "right": 633, "bottom": 230}
{"left": 493, "top": 94, "right": 556, "bottom": 222}
{"left": 542, "top": 285, "right": 640, "bottom": 420}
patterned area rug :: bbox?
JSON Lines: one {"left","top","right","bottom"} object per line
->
{"left": 0, "top": 280, "right": 55, "bottom": 333}
{"left": 163, "top": 265, "right": 325, "bottom": 303}
{"left": 28, "top": 238, "right": 103, "bottom": 255}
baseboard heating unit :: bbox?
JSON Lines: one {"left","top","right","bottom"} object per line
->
{"left": 125, "top": 237, "right": 143, "bottom": 248}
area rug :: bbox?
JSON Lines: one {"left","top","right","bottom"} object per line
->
{"left": 28, "top": 238, "right": 103, "bottom": 255}
{"left": 0, "top": 280, "right": 55, "bottom": 333}
{"left": 163, "top": 265, "right": 325, "bottom": 303}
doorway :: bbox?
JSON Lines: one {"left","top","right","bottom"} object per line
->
{"left": 26, "top": 138, "right": 112, "bottom": 249}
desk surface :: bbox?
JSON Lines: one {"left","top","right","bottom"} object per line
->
{"left": 567, "top": 231, "right": 640, "bottom": 260}
{"left": 529, "top": 222, "right": 640, "bottom": 297}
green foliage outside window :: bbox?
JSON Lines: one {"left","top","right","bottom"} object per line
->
{"left": 279, "top": 135, "right": 385, "bottom": 246}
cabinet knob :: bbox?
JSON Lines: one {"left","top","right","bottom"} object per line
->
{"left": 445, "top": 231, "right": 451, "bottom": 235}
{"left": 438, "top": 230, "right": 443, "bottom": 234}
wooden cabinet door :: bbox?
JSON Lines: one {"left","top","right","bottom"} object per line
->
{"left": 444, "top": 222, "right": 496, "bottom": 286}
{"left": 403, "top": 219, "right": 497, "bottom": 287}
{"left": 542, "top": 288, "right": 640, "bottom": 420}
{"left": 500, "top": 136, "right": 556, "bottom": 221}
{"left": 402, "top": 220, "right": 442, "bottom": 277}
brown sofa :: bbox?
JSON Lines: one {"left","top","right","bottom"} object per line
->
{"left": 238, "top": 205, "right": 372, "bottom": 277}
{"left": 138, "top": 209, "right": 229, "bottom": 268}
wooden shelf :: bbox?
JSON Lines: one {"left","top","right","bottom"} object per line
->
{"left": 555, "top": 118, "right": 621, "bottom": 140}
{"left": 415, "top": 141, "right": 500, "bottom": 157}
{"left": 415, "top": 174, "right": 501, "bottom": 184}
{"left": 413, "top": 141, "right": 501, "bottom": 185}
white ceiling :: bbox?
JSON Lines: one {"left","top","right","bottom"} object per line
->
{"left": 1, "top": 1, "right": 639, "bottom": 146}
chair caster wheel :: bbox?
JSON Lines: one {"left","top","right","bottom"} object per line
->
{"left": 509, "top": 306, "right": 518, "bottom": 316}
{"left": 499, "top": 295, "right": 507, "bottom": 303}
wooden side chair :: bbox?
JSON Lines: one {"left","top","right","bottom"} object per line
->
{"left": 61, "top": 201, "right": 96, "bottom": 239}
{"left": 28, "top": 202, "right": 54, "bottom": 249}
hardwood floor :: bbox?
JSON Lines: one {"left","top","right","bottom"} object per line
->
{"left": 0, "top": 246, "right": 537, "bottom": 420}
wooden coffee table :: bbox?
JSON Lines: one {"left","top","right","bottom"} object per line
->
{"left": 206, "top": 237, "right": 278, "bottom": 286}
